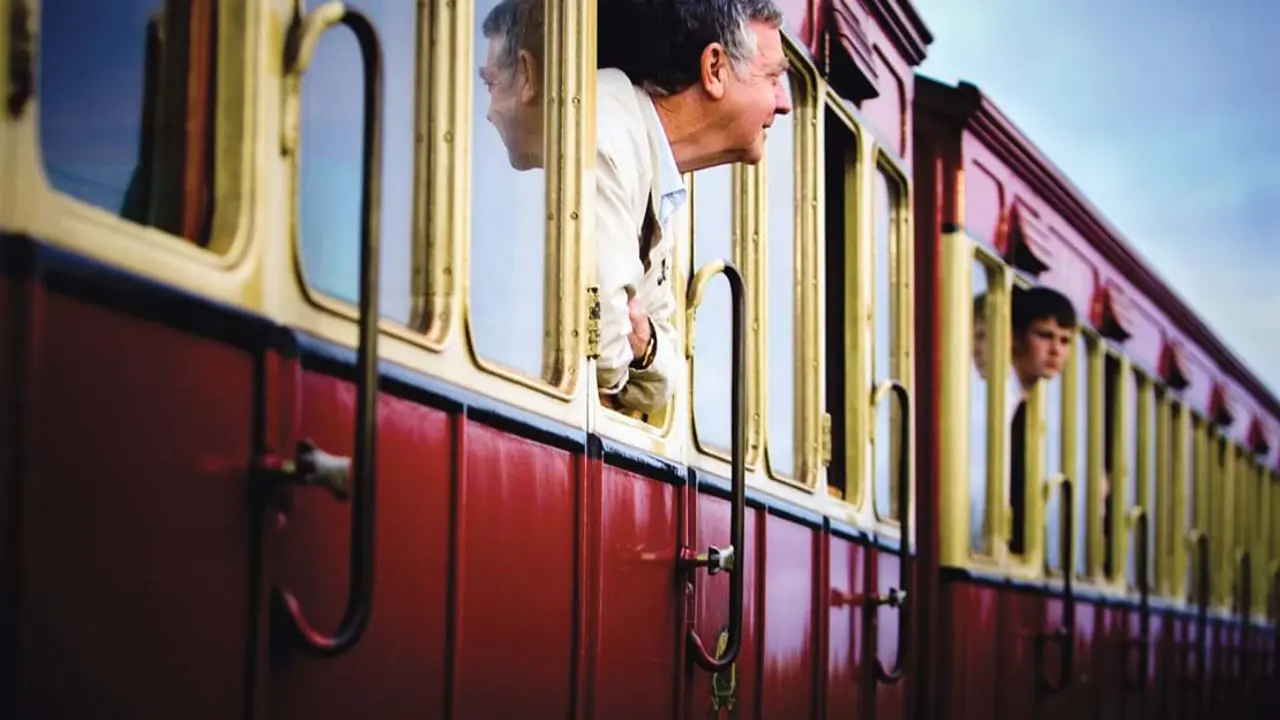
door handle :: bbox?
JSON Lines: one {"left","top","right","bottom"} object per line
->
{"left": 1036, "top": 475, "right": 1076, "bottom": 695}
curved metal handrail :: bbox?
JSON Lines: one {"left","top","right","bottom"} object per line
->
{"left": 1036, "top": 475, "right": 1076, "bottom": 695}
{"left": 869, "top": 380, "right": 912, "bottom": 684}
{"left": 681, "top": 260, "right": 746, "bottom": 673}
{"left": 272, "top": 2, "right": 383, "bottom": 658}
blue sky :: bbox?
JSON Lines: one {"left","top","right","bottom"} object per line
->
{"left": 913, "top": 0, "right": 1280, "bottom": 394}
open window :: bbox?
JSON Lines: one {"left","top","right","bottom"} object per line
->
{"left": 823, "top": 104, "right": 857, "bottom": 502}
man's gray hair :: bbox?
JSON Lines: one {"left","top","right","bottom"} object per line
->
{"left": 598, "top": 0, "right": 784, "bottom": 97}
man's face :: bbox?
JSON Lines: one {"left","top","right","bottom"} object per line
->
{"left": 714, "top": 20, "right": 793, "bottom": 165}
{"left": 482, "top": 34, "right": 544, "bottom": 170}
{"left": 1013, "top": 318, "right": 1073, "bottom": 383}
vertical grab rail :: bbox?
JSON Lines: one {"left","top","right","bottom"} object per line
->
{"left": 1123, "top": 508, "right": 1151, "bottom": 693}
{"left": 268, "top": 2, "right": 383, "bottom": 658}
{"left": 868, "top": 381, "right": 913, "bottom": 684}
{"left": 681, "top": 260, "right": 747, "bottom": 672}
{"left": 1036, "top": 475, "right": 1076, "bottom": 695}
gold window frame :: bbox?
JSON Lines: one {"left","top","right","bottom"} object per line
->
{"left": 863, "top": 151, "right": 914, "bottom": 533}
{"left": 755, "top": 38, "right": 821, "bottom": 491}
{"left": 16, "top": 0, "right": 256, "bottom": 278}
{"left": 286, "top": 0, "right": 589, "bottom": 402}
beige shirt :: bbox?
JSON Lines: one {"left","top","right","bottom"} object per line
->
{"left": 594, "top": 69, "right": 687, "bottom": 412}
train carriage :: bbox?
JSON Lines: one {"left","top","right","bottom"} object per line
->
{"left": 0, "top": 0, "right": 1275, "bottom": 718}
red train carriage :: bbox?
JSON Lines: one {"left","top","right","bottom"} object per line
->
{"left": 913, "top": 77, "right": 1280, "bottom": 720}
{"left": 1, "top": 0, "right": 1276, "bottom": 718}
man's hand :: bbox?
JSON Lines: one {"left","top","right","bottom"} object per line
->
{"left": 627, "top": 295, "right": 651, "bottom": 359}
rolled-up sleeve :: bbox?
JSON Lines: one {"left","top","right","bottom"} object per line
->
{"left": 617, "top": 253, "right": 679, "bottom": 411}
{"left": 593, "top": 112, "right": 645, "bottom": 396}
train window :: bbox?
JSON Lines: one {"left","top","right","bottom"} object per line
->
{"left": 298, "top": 0, "right": 419, "bottom": 324}
{"left": 1124, "top": 370, "right": 1142, "bottom": 587}
{"left": 1043, "top": 361, "right": 1065, "bottom": 571}
{"left": 1185, "top": 415, "right": 1203, "bottom": 601}
{"left": 468, "top": 0, "right": 554, "bottom": 379}
{"left": 872, "top": 166, "right": 905, "bottom": 520}
{"left": 969, "top": 259, "right": 994, "bottom": 556}
{"left": 763, "top": 73, "right": 798, "bottom": 480}
{"left": 822, "top": 107, "right": 857, "bottom": 502}
{"left": 38, "top": 0, "right": 221, "bottom": 243}
{"left": 1102, "top": 352, "right": 1123, "bottom": 579}
{"left": 692, "top": 164, "right": 738, "bottom": 455}
{"left": 1073, "top": 333, "right": 1094, "bottom": 577}
{"left": 1162, "top": 397, "right": 1181, "bottom": 594}
{"left": 1210, "top": 435, "right": 1228, "bottom": 601}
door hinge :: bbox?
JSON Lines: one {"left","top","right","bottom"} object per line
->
{"left": 7, "top": 0, "right": 35, "bottom": 118}
{"left": 585, "top": 285, "right": 601, "bottom": 359}
{"left": 819, "top": 412, "right": 832, "bottom": 467}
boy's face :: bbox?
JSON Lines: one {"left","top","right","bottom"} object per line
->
{"left": 1013, "top": 317, "right": 1074, "bottom": 382}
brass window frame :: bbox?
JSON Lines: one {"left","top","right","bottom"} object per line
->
{"left": 19, "top": 0, "right": 255, "bottom": 268}
{"left": 687, "top": 163, "right": 759, "bottom": 465}
{"left": 285, "top": 0, "right": 589, "bottom": 403}
{"left": 864, "top": 153, "right": 914, "bottom": 532}
{"left": 756, "top": 38, "right": 821, "bottom": 491}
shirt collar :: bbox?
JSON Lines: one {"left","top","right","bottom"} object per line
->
{"left": 640, "top": 95, "right": 688, "bottom": 226}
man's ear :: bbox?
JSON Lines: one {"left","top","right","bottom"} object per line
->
{"left": 517, "top": 49, "right": 541, "bottom": 105}
{"left": 700, "top": 43, "right": 731, "bottom": 100}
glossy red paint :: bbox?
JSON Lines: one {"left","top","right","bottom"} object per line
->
{"left": 15, "top": 287, "right": 253, "bottom": 718}
{"left": 824, "top": 536, "right": 867, "bottom": 718}
{"left": 266, "top": 374, "right": 451, "bottom": 717}
{"left": 590, "top": 462, "right": 680, "bottom": 718}
{"left": 760, "top": 516, "right": 818, "bottom": 718}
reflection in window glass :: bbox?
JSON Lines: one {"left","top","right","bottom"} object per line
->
{"left": 39, "top": 0, "right": 218, "bottom": 242}
{"left": 970, "top": 262, "right": 991, "bottom": 554}
{"left": 765, "top": 76, "right": 797, "bottom": 477}
{"left": 469, "top": 0, "right": 549, "bottom": 378}
{"left": 299, "top": 0, "right": 417, "bottom": 323}
{"left": 1074, "top": 336, "right": 1090, "bottom": 576}
{"left": 873, "top": 170, "right": 901, "bottom": 519}
{"left": 692, "top": 165, "right": 736, "bottom": 452}
{"left": 1045, "top": 372, "right": 1064, "bottom": 570}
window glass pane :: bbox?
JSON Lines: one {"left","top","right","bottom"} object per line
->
{"left": 1187, "top": 417, "right": 1200, "bottom": 597}
{"left": 39, "top": 0, "right": 219, "bottom": 242}
{"left": 299, "top": 0, "right": 417, "bottom": 324}
{"left": 1145, "top": 387, "right": 1157, "bottom": 586}
{"left": 1075, "top": 336, "right": 1090, "bottom": 576}
{"left": 692, "top": 165, "right": 736, "bottom": 453}
{"left": 1126, "top": 373, "right": 1140, "bottom": 586}
{"left": 1045, "top": 372, "right": 1064, "bottom": 570}
{"left": 873, "top": 170, "right": 901, "bottom": 519}
{"left": 469, "top": 0, "right": 549, "bottom": 377}
{"left": 970, "top": 262, "right": 991, "bottom": 554}
{"left": 765, "top": 75, "right": 797, "bottom": 477}
{"left": 1103, "top": 355, "right": 1121, "bottom": 577}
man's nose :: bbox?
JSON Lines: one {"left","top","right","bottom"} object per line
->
{"left": 775, "top": 84, "right": 793, "bottom": 115}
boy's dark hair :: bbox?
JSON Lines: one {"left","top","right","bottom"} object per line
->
{"left": 1012, "top": 286, "right": 1077, "bottom": 338}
